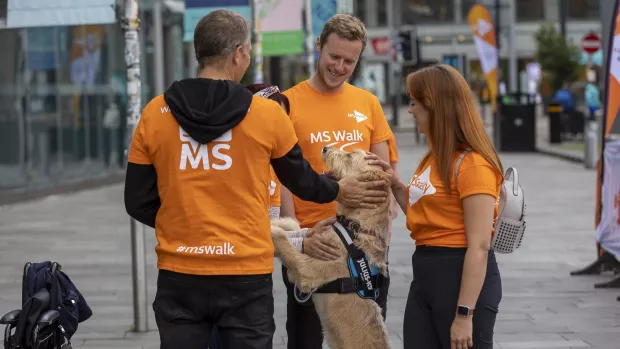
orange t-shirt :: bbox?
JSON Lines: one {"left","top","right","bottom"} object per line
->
{"left": 283, "top": 81, "right": 394, "bottom": 228}
{"left": 388, "top": 134, "right": 399, "bottom": 163}
{"left": 128, "top": 95, "right": 298, "bottom": 275}
{"left": 406, "top": 150, "right": 502, "bottom": 247}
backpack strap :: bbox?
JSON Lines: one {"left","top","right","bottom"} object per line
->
{"left": 453, "top": 148, "right": 472, "bottom": 181}
{"left": 504, "top": 167, "right": 520, "bottom": 196}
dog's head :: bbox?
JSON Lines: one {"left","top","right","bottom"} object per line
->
{"left": 321, "top": 147, "right": 390, "bottom": 183}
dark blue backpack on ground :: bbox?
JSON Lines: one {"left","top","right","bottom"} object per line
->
{"left": 1, "top": 261, "right": 93, "bottom": 348}
{"left": 26, "top": 261, "right": 93, "bottom": 339}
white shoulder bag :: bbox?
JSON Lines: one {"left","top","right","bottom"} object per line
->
{"left": 455, "top": 149, "right": 527, "bottom": 253}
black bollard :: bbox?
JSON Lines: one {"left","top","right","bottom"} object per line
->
{"left": 548, "top": 103, "right": 563, "bottom": 144}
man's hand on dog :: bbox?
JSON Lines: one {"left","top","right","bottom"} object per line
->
{"left": 303, "top": 217, "right": 341, "bottom": 261}
{"left": 336, "top": 172, "right": 389, "bottom": 209}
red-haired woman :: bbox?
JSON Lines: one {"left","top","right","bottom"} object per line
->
{"left": 367, "top": 64, "right": 504, "bottom": 349}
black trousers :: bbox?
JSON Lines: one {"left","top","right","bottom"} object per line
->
{"left": 153, "top": 269, "right": 275, "bottom": 349}
{"left": 403, "top": 246, "right": 502, "bottom": 349}
{"left": 282, "top": 265, "right": 390, "bottom": 349}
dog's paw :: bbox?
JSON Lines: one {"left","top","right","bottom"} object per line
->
{"left": 271, "top": 227, "right": 289, "bottom": 243}
{"left": 271, "top": 217, "right": 301, "bottom": 232}
{"left": 286, "top": 269, "right": 304, "bottom": 286}
{"left": 287, "top": 270, "right": 315, "bottom": 293}
{"left": 296, "top": 282, "right": 315, "bottom": 293}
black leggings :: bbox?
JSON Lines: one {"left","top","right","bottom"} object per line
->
{"left": 403, "top": 246, "right": 502, "bottom": 349}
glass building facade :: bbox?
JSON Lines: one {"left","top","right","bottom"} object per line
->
{"left": 0, "top": 0, "right": 187, "bottom": 197}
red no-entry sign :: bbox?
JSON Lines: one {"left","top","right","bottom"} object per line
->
{"left": 581, "top": 32, "right": 601, "bottom": 54}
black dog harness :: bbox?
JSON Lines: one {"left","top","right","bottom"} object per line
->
{"left": 295, "top": 215, "right": 385, "bottom": 302}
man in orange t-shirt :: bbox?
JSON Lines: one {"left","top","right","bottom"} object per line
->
{"left": 124, "top": 10, "right": 389, "bottom": 349}
{"left": 280, "top": 14, "right": 394, "bottom": 349}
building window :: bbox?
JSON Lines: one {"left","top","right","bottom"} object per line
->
{"left": 461, "top": 0, "right": 479, "bottom": 21}
{"left": 401, "top": 0, "right": 454, "bottom": 24}
{"left": 516, "top": 0, "right": 545, "bottom": 21}
{"left": 377, "top": 0, "right": 387, "bottom": 26}
{"left": 354, "top": 0, "right": 366, "bottom": 22}
{"left": 0, "top": 0, "right": 6, "bottom": 25}
{"left": 567, "top": 0, "right": 599, "bottom": 20}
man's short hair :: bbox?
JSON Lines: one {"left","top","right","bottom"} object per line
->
{"left": 193, "top": 9, "right": 250, "bottom": 69}
{"left": 319, "top": 14, "right": 367, "bottom": 51}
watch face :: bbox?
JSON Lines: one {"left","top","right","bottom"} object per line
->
{"left": 457, "top": 306, "right": 469, "bottom": 316}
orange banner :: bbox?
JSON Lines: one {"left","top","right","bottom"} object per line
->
{"left": 467, "top": 4, "right": 498, "bottom": 112}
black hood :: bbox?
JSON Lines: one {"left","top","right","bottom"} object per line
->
{"left": 163, "top": 78, "right": 253, "bottom": 144}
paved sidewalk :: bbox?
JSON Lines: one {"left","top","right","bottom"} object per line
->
{"left": 1, "top": 138, "right": 619, "bottom": 348}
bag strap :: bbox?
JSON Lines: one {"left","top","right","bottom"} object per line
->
{"left": 453, "top": 148, "right": 472, "bottom": 181}
{"left": 504, "top": 167, "right": 520, "bottom": 196}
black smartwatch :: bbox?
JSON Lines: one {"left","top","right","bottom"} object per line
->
{"left": 457, "top": 305, "right": 474, "bottom": 318}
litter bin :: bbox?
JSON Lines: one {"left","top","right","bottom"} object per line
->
{"left": 494, "top": 93, "right": 537, "bottom": 152}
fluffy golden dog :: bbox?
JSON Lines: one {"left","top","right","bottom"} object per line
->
{"left": 271, "top": 148, "right": 393, "bottom": 349}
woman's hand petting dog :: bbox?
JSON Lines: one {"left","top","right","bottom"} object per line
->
{"left": 364, "top": 153, "right": 396, "bottom": 185}
{"left": 303, "top": 217, "right": 341, "bottom": 261}
{"left": 336, "top": 172, "right": 388, "bottom": 209}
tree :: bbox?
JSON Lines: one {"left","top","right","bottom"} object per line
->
{"left": 534, "top": 22, "right": 583, "bottom": 92}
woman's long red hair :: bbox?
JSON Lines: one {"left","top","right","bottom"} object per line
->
{"left": 407, "top": 64, "right": 503, "bottom": 191}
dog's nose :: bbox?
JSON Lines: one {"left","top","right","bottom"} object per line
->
{"left": 322, "top": 146, "right": 330, "bottom": 154}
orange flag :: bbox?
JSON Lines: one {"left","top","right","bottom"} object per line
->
{"left": 467, "top": 5, "right": 499, "bottom": 112}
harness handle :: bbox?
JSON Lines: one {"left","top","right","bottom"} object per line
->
{"left": 293, "top": 284, "right": 317, "bottom": 304}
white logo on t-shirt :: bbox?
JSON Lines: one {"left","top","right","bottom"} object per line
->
{"left": 347, "top": 110, "right": 368, "bottom": 123}
{"left": 408, "top": 166, "right": 436, "bottom": 206}
{"left": 308, "top": 129, "right": 364, "bottom": 151}
{"left": 179, "top": 126, "right": 233, "bottom": 170}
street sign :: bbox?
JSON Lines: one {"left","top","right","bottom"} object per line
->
{"left": 581, "top": 32, "right": 601, "bottom": 54}
{"left": 370, "top": 36, "right": 391, "bottom": 56}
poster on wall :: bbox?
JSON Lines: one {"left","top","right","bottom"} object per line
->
{"left": 70, "top": 25, "right": 105, "bottom": 125}
{"left": 260, "top": 0, "right": 304, "bottom": 56}
{"left": 311, "top": 0, "right": 337, "bottom": 60}
{"left": 360, "top": 62, "right": 386, "bottom": 104}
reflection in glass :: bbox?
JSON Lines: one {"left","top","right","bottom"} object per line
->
{"left": 0, "top": 23, "right": 128, "bottom": 192}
